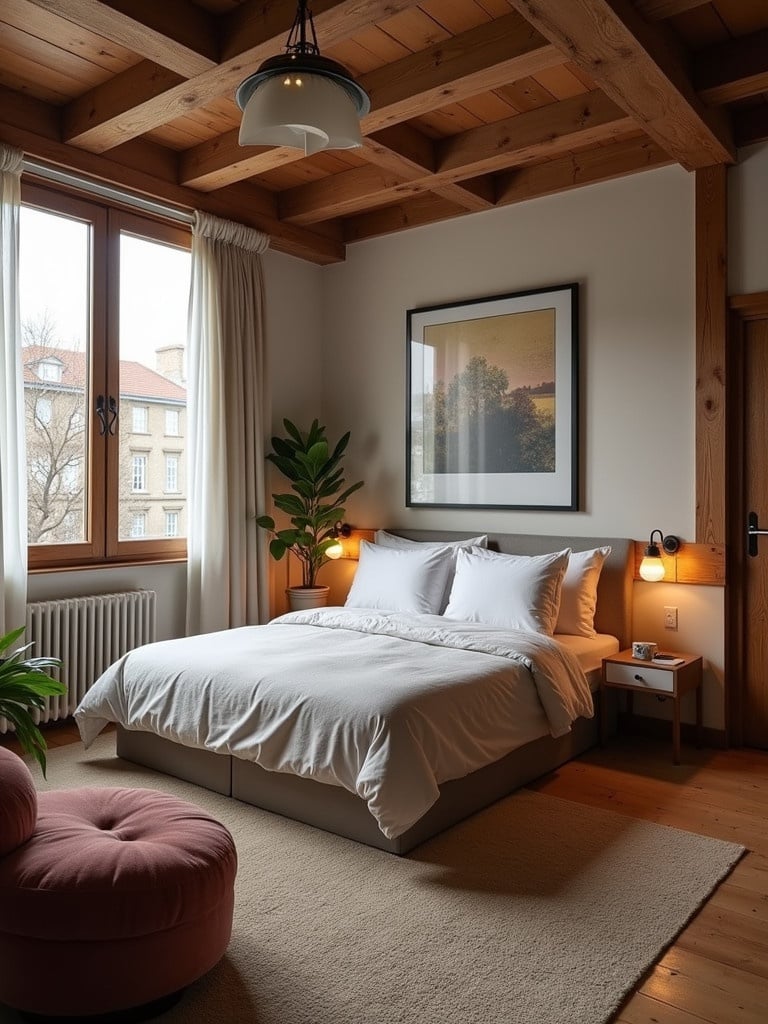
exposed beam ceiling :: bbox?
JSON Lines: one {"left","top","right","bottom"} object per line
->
{"left": 1, "top": 0, "right": 761, "bottom": 263}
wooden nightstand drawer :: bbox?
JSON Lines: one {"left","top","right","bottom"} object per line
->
{"left": 604, "top": 661, "right": 675, "bottom": 693}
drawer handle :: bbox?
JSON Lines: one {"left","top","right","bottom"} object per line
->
{"left": 634, "top": 674, "right": 644, "bottom": 681}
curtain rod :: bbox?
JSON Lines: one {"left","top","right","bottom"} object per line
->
{"left": 22, "top": 159, "right": 195, "bottom": 226}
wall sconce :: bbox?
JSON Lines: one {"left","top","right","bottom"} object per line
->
{"left": 325, "top": 522, "right": 352, "bottom": 560}
{"left": 639, "top": 530, "right": 680, "bottom": 581}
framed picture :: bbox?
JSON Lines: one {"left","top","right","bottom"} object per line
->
{"left": 407, "top": 283, "right": 578, "bottom": 510}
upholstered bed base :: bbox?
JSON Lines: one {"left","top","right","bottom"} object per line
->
{"left": 115, "top": 532, "right": 632, "bottom": 856}
{"left": 117, "top": 712, "right": 599, "bottom": 855}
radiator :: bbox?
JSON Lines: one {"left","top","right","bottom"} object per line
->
{"left": 20, "top": 591, "right": 157, "bottom": 724}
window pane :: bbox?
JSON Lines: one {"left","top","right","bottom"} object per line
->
{"left": 132, "top": 405, "right": 148, "bottom": 433}
{"left": 117, "top": 232, "right": 190, "bottom": 542}
{"left": 20, "top": 206, "right": 90, "bottom": 546}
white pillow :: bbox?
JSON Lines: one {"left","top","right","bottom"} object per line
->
{"left": 555, "top": 546, "right": 611, "bottom": 638}
{"left": 345, "top": 540, "right": 454, "bottom": 615}
{"left": 374, "top": 531, "right": 489, "bottom": 611}
{"left": 374, "top": 530, "right": 488, "bottom": 550}
{"left": 444, "top": 547, "right": 571, "bottom": 635}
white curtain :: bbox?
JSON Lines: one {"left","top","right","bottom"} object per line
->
{"left": 0, "top": 143, "right": 26, "bottom": 635}
{"left": 186, "top": 211, "right": 271, "bottom": 635}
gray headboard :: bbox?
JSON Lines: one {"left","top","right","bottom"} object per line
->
{"left": 388, "top": 530, "right": 633, "bottom": 648}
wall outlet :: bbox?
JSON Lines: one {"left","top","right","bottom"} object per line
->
{"left": 664, "top": 606, "right": 678, "bottom": 630}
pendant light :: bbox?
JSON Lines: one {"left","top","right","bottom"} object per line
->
{"left": 236, "top": 0, "right": 370, "bottom": 154}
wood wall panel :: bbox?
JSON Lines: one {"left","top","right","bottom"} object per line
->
{"left": 695, "top": 164, "right": 728, "bottom": 547}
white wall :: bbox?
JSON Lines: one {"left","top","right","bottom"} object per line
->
{"left": 28, "top": 249, "right": 324, "bottom": 638}
{"left": 322, "top": 165, "right": 726, "bottom": 730}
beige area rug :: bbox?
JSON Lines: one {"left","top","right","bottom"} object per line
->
{"left": 5, "top": 735, "right": 744, "bottom": 1024}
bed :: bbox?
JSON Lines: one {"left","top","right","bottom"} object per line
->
{"left": 75, "top": 532, "right": 633, "bottom": 855}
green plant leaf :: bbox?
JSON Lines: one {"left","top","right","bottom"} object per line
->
{"left": 282, "top": 419, "right": 304, "bottom": 445}
{"left": 273, "top": 494, "right": 306, "bottom": 517}
{"left": 269, "top": 538, "right": 287, "bottom": 560}
{"left": 255, "top": 515, "right": 276, "bottom": 530}
{"left": 0, "top": 625, "right": 26, "bottom": 655}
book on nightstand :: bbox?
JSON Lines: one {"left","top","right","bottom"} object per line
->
{"left": 652, "top": 654, "right": 685, "bottom": 666}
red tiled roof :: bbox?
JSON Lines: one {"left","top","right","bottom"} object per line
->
{"left": 22, "top": 345, "right": 186, "bottom": 401}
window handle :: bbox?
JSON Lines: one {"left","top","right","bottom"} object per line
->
{"left": 107, "top": 395, "right": 119, "bottom": 435}
{"left": 95, "top": 394, "right": 108, "bottom": 436}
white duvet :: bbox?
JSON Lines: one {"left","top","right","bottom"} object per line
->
{"left": 75, "top": 608, "right": 593, "bottom": 838}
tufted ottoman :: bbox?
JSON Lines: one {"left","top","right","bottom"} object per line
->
{"left": 0, "top": 747, "right": 237, "bottom": 1020}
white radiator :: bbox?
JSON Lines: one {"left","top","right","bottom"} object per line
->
{"left": 21, "top": 590, "right": 157, "bottom": 724}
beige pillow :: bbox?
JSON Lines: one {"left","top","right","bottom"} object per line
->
{"left": 555, "top": 546, "right": 611, "bottom": 638}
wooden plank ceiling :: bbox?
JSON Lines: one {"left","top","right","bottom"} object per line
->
{"left": 1, "top": 0, "right": 766, "bottom": 264}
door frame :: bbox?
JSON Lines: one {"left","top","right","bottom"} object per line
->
{"left": 726, "top": 291, "right": 768, "bottom": 746}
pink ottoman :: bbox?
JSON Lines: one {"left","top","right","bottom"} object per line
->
{"left": 0, "top": 748, "right": 237, "bottom": 1019}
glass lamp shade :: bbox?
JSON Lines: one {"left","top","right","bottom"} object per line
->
{"left": 639, "top": 555, "right": 666, "bottom": 582}
{"left": 325, "top": 539, "right": 344, "bottom": 560}
{"left": 238, "top": 73, "right": 364, "bottom": 152}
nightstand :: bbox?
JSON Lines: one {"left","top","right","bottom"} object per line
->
{"left": 600, "top": 649, "right": 703, "bottom": 764}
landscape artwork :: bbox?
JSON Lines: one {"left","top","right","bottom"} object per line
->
{"left": 407, "top": 284, "right": 578, "bottom": 509}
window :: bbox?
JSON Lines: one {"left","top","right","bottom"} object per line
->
{"left": 165, "top": 511, "right": 179, "bottom": 537}
{"left": 34, "top": 398, "right": 52, "bottom": 427}
{"left": 132, "top": 405, "right": 148, "bottom": 433}
{"left": 165, "top": 408, "right": 180, "bottom": 436}
{"left": 37, "top": 359, "right": 63, "bottom": 383}
{"left": 20, "top": 183, "right": 191, "bottom": 568}
{"left": 165, "top": 454, "right": 179, "bottom": 492}
{"left": 131, "top": 454, "right": 147, "bottom": 492}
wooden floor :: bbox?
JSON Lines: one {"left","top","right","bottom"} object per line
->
{"left": 3, "top": 724, "right": 767, "bottom": 1023}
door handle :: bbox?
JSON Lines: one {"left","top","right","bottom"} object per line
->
{"left": 95, "top": 394, "right": 108, "bottom": 436}
{"left": 747, "top": 512, "right": 768, "bottom": 556}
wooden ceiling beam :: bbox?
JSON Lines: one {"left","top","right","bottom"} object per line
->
{"left": 180, "top": 130, "right": 302, "bottom": 192}
{"left": 0, "top": 86, "right": 343, "bottom": 265}
{"left": 362, "top": 130, "right": 495, "bottom": 212}
{"left": 359, "top": 12, "right": 563, "bottom": 135}
{"left": 695, "top": 30, "right": 768, "bottom": 105}
{"left": 343, "top": 194, "right": 463, "bottom": 244}
{"left": 24, "top": 0, "right": 219, "bottom": 76}
{"left": 437, "top": 90, "right": 634, "bottom": 178}
{"left": 343, "top": 132, "right": 673, "bottom": 244}
{"left": 495, "top": 135, "right": 673, "bottom": 206}
{"left": 282, "top": 91, "right": 631, "bottom": 224}
{"left": 507, "top": 0, "right": 735, "bottom": 170}
{"left": 60, "top": 0, "right": 425, "bottom": 153}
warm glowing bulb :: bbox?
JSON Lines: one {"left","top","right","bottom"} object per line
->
{"left": 295, "top": 77, "right": 302, "bottom": 86}
{"left": 639, "top": 556, "right": 665, "bottom": 582}
{"left": 283, "top": 76, "right": 291, "bottom": 85}
{"left": 326, "top": 540, "right": 343, "bottom": 560}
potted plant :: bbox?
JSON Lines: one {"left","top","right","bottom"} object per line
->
{"left": 0, "top": 626, "right": 65, "bottom": 777}
{"left": 257, "top": 419, "right": 364, "bottom": 610}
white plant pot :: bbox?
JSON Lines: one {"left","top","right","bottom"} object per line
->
{"left": 286, "top": 586, "right": 330, "bottom": 611}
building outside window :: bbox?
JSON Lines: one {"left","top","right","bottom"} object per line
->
{"left": 130, "top": 513, "right": 147, "bottom": 538}
{"left": 132, "top": 454, "right": 147, "bottom": 492}
{"left": 132, "top": 405, "right": 149, "bottom": 433}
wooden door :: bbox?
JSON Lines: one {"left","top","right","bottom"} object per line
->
{"left": 730, "top": 295, "right": 768, "bottom": 747}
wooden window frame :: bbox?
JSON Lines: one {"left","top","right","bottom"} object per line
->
{"left": 23, "top": 183, "right": 190, "bottom": 570}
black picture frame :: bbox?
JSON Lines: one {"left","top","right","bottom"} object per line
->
{"left": 406, "top": 283, "right": 579, "bottom": 510}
